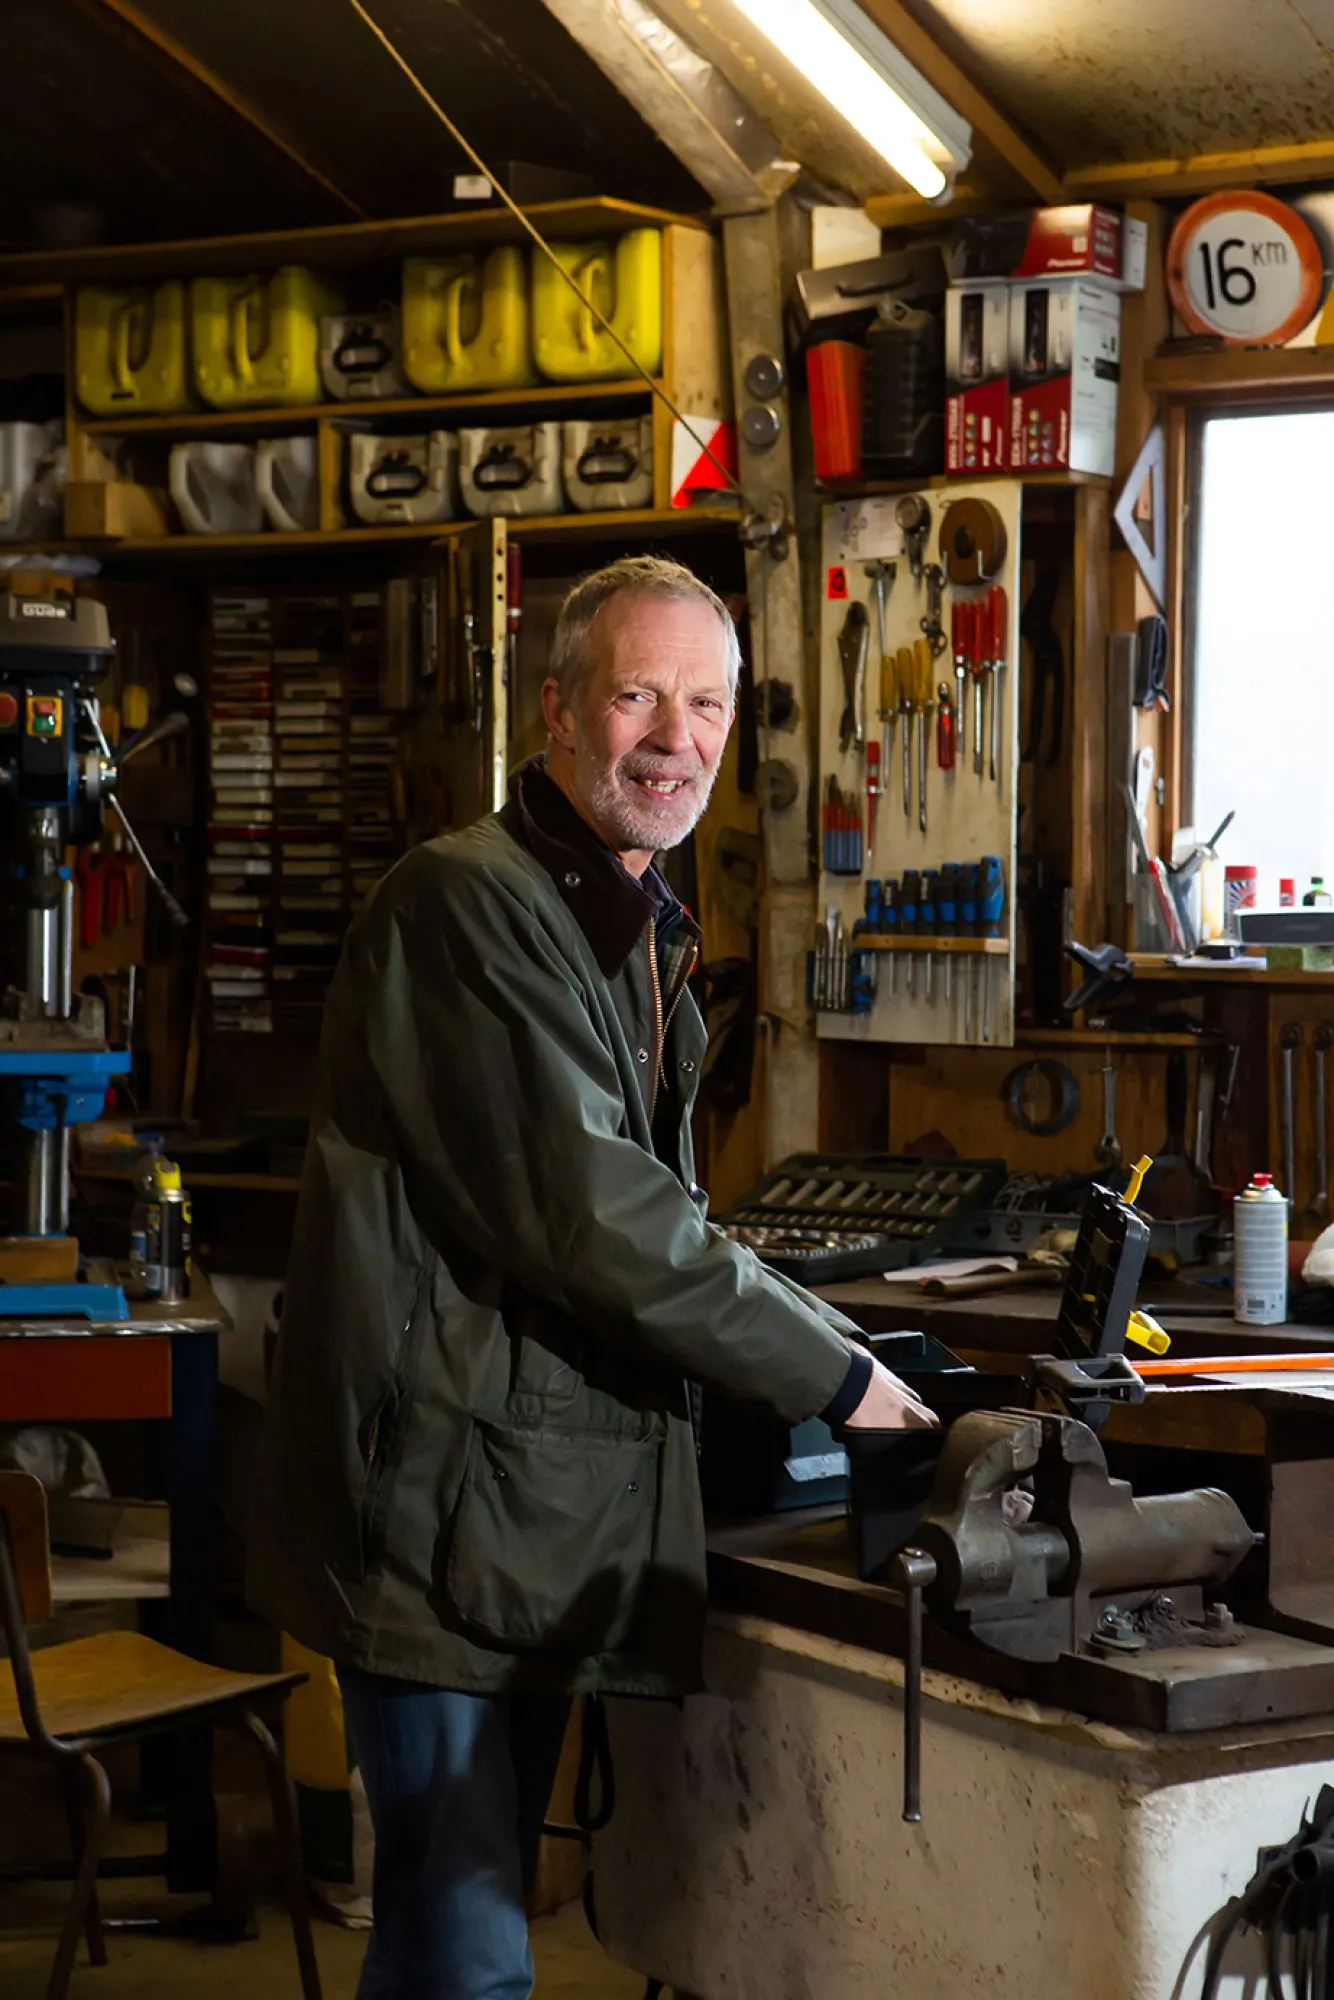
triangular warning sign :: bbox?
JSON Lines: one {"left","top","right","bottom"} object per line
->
{"left": 671, "top": 417, "right": 737, "bottom": 508}
{"left": 1113, "top": 423, "right": 1167, "bottom": 610}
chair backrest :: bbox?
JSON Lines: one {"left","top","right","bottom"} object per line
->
{"left": 0, "top": 1469, "right": 53, "bottom": 1629}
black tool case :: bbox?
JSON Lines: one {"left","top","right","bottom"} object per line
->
{"left": 717, "top": 1152, "right": 1008, "bottom": 1284}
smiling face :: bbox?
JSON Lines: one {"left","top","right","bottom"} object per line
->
{"left": 541, "top": 589, "right": 735, "bottom": 876}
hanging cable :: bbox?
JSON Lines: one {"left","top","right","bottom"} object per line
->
{"left": 345, "top": 0, "right": 765, "bottom": 524}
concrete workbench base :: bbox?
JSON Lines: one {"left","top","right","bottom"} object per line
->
{"left": 594, "top": 1613, "right": 1334, "bottom": 1999}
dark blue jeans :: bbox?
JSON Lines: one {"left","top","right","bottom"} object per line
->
{"left": 338, "top": 1665, "right": 570, "bottom": 2000}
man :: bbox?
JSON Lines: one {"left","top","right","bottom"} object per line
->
{"left": 251, "top": 555, "right": 934, "bottom": 2000}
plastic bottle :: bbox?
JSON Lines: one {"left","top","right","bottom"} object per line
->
{"left": 1304, "top": 876, "right": 1334, "bottom": 909}
{"left": 1234, "top": 1172, "right": 1288, "bottom": 1326}
{"left": 1280, "top": 878, "right": 1296, "bottom": 908}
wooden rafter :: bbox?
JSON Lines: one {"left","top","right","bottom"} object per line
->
{"left": 854, "top": 0, "right": 1062, "bottom": 203}
{"left": 71, "top": 0, "right": 367, "bottom": 219}
{"left": 1065, "top": 138, "right": 1334, "bottom": 203}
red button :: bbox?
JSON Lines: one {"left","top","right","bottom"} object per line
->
{"left": 0, "top": 693, "right": 18, "bottom": 728}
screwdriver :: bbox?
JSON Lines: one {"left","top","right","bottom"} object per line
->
{"left": 866, "top": 739, "right": 881, "bottom": 854}
{"left": 978, "top": 853, "right": 1005, "bottom": 1043}
{"left": 951, "top": 599, "right": 971, "bottom": 768}
{"left": 913, "top": 637, "right": 935, "bottom": 835}
{"left": 937, "top": 863, "right": 958, "bottom": 1008}
{"left": 987, "top": 585, "right": 1009, "bottom": 785}
{"left": 878, "top": 641, "right": 898, "bottom": 790}
{"left": 937, "top": 681, "right": 956, "bottom": 771}
{"left": 883, "top": 875, "right": 900, "bottom": 998}
{"left": 958, "top": 862, "right": 978, "bottom": 1041}
{"left": 896, "top": 646, "right": 914, "bottom": 820}
{"left": 968, "top": 601, "right": 987, "bottom": 778}
{"left": 900, "top": 867, "right": 920, "bottom": 999}
{"left": 921, "top": 867, "right": 939, "bottom": 1005}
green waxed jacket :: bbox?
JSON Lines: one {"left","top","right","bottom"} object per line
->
{"left": 248, "top": 764, "right": 859, "bottom": 1696}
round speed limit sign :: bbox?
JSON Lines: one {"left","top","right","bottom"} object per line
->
{"left": 1167, "top": 190, "right": 1325, "bottom": 346}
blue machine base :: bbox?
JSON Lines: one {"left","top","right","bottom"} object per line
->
{"left": 0, "top": 1281, "right": 129, "bottom": 1320}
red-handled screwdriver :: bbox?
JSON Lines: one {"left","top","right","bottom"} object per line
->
{"left": 937, "top": 683, "right": 956, "bottom": 771}
{"left": 951, "top": 599, "right": 970, "bottom": 770}
{"left": 866, "top": 739, "right": 881, "bottom": 852}
{"left": 987, "top": 583, "right": 1008, "bottom": 785}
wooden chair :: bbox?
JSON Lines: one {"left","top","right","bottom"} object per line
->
{"left": 0, "top": 1469, "right": 323, "bottom": 2000}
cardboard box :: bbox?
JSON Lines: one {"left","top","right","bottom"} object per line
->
{"left": 65, "top": 478, "right": 170, "bottom": 538}
{"left": 945, "top": 283, "right": 1012, "bottom": 474}
{"left": 1009, "top": 279, "right": 1122, "bottom": 477}
{"left": 947, "top": 204, "right": 1147, "bottom": 292}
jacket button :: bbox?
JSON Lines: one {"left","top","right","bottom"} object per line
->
{"left": 627, "top": 1481, "right": 639, "bottom": 1495}
{"left": 493, "top": 1467, "right": 507, "bottom": 1481}
{"left": 564, "top": 870, "right": 581, "bottom": 888}
{"left": 636, "top": 1047, "right": 650, "bottom": 1063}
{"left": 679, "top": 1058, "right": 695, "bottom": 1073}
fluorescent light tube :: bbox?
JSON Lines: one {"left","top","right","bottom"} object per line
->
{"left": 730, "top": 0, "right": 972, "bottom": 199}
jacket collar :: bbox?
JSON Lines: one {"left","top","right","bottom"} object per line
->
{"left": 510, "top": 758, "right": 697, "bottom": 979}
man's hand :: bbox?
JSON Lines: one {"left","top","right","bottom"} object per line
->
{"left": 843, "top": 1357, "right": 940, "bottom": 1430}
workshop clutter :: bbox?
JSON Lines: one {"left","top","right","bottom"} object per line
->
{"left": 346, "top": 430, "right": 459, "bottom": 526}
{"left": 74, "top": 280, "right": 189, "bottom": 414}
{"left": 800, "top": 204, "right": 1143, "bottom": 483}
{"left": 254, "top": 436, "right": 321, "bottom": 532}
{"left": 191, "top": 267, "right": 343, "bottom": 408}
{"left": 74, "top": 231, "right": 667, "bottom": 416}
{"left": 205, "top": 589, "right": 403, "bottom": 1039}
{"left": 817, "top": 484, "right": 1020, "bottom": 1048}
{"left": 458, "top": 422, "right": 562, "bottom": 517}
{"left": 0, "top": 421, "right": 65, "bottom": 541}
{"left": 169, "top": 441, "right": 263, "bottom": 535}
{"left": 562, "top": 416, "right": 654, "bottom": 510}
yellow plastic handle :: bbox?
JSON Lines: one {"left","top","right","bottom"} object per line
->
{"left": 1127, "top": 1309, "right": 1171, "bottom": 1357}
{"left": 110, "top": 303, "right": 134, "bottom": 396}
{"left": 575, "top": 253, "right": 607, "bottom": 355}
{"left": 1123, "top": 1154, "right": 1154, "bottom": 1206}
{"left": 442, "top": 272, "right": 468, "bottom": 366}
{"left": 230, "top": 285, "right": 258, "bottom": 386}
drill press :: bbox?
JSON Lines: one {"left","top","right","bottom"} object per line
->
{"left": 0, "top": 573, "right": 186, "bottom": 1318}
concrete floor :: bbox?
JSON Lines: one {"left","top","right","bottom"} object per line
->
{"left": 0, "top": 1885, "right": 644, "bottom": 1998}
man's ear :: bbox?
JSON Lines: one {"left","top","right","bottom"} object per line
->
{"left": 540, "top": 677, "right": 577, "bottom": 751}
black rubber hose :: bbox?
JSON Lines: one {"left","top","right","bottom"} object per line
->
{"left": 573, "top": 1696, "right": 616, "bottom": 1836}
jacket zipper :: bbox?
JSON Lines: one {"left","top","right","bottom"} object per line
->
{"left": 647, "top": 919, "right": 698, "bottom": 1124}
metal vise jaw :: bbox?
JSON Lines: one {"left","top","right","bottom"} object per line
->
{"left": 914, "top": 1408, "right": 1255, "bottom": 1664}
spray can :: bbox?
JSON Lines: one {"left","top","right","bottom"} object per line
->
{"left": 129, "top": 1155, "right": 193, "bottom": 1303}
{"left": 1234, "top": 1171, "right": 1288, "bottom": 1326}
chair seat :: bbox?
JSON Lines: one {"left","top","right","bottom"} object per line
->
{"left": 0, "top": 1628, "right": 302, "bottom": 1743}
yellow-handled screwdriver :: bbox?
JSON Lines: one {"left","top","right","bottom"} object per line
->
{"left": 879, "top": 641, "right": 898, "bottom": 789}
{"left": 913, "top": 638, "right": 935, "bottom": 835}
{"left": 896, "top": 647, "right": 914, "bottom": 820}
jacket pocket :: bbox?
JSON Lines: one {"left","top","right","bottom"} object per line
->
{"left": 443, "top": 1421, "right": 660, "bottom": 1654}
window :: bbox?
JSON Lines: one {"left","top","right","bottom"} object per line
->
{"left": 1192, "top": 407, "right": 1334, "bottom": 902}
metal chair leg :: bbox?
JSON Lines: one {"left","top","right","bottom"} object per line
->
{"left": 61, "top": 1756, "right": 107, "bottom": 1967}
{"left": 47, "top": 1754, "right": 111, "bottom": 2000}
{"left": 241, "top": 1707, "right": 323, "bottom": 2000}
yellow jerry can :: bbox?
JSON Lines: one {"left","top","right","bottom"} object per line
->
{"left": 191, "top": 266, "right": 343, "bottom": 409}
{"left": 531, "top": 229, "right": 662, "bottom": 383}
{"left": 75, "top": 282, "right": 189, "bottom": 415}
{"left": 401, "top": 247, "right": 533, "bottom": 393}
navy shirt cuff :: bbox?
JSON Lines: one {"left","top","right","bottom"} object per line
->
{"left": 821, "top": 1345, "right": 873, "bottom": 1427}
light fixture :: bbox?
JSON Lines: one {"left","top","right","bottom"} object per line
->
{"left": 729, "top": 0, "right": 972, "bottom": 200}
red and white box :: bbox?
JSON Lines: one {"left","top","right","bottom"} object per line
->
{"left": 945, "top": 283, "right": 1012, "bottom": 474}
{"left": 947, "top": 204, "right": 1147, "bottom": 291}
{"left": 1008, "top": 279, "right": 1122, "bottom": 477}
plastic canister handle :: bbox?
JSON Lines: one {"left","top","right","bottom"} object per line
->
{"left": 111, "top": 302, "right": 134, "bottom": 397}
{"left": 575, "top": 252, "right": 608, "bottom": 355}
{"left": 230, "top": 286, "right": 258, "bottom": 386}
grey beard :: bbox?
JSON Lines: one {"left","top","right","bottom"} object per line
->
{"left": 581, "top": 754, "right": 719, "bottom": 855}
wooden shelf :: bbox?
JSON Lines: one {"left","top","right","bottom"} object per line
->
{"left": 817, "top": 470, "right": 1111, "bottom": 498}
{"left": 857, "top": 935, "right": 1008, "bottom": 955}
{"left": 0, "top": 197, "right": 710, "bottom": 287}
{"left": 1127, "top": 954, "right": 1334, "bottom": 987}
{"left": 1013, "top": 1027, "right": 1219, "bottom": 1049}
{"left": 64, "top": 505, "right": 740, "bottom": 560}
{"left": 79, "top": 378, "right": 655, "bottom": 438}
{"left": 51, "top": 1534, "right": 170, "bottom": 1604}
{"left": 1145, "top": 345, "right": 1334, "bottom": 400}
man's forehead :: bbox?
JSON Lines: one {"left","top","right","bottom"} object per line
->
{"left": 597, "top": 593, "right": 728, "bottom": 671}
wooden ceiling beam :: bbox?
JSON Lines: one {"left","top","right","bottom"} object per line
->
{"left": 854, "top": 0, "right": 1062, "bottom": 204}
{"left": 1065, "top": 139, "right": 1334, "bottom": 203}
{"left": 71, "top": 0, "right": 367, "bottom": 219}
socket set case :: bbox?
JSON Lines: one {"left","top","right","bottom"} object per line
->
{"left": 718, "top": 1151, "right": 1008, "bottom": 1283}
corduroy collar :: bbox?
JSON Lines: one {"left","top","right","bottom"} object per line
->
{"left": 510, "top": 757, "right": 698, "bottom": 979}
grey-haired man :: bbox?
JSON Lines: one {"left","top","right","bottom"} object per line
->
{"left": 252, "top": 556, "right": 933, "bottom": 1999}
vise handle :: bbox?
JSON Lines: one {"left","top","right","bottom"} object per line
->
{"left": 889, "top": 1546, "right": 938, "bottom": 1823}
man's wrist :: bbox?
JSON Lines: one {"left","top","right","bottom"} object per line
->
{"left": 820, "top": 1345, "right": 873, "bottom": 1426}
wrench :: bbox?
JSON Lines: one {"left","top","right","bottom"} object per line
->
{"left": 1280, "top": 1021, "right": 1302, "bottom": 1205}
{"left": 1315, "top": 1024, "right": 1333, "bottom": 1221}
{"left": 1095, "top": 1062, "right": 1122, "bottom": 1172}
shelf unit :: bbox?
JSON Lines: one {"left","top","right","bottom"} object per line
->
{"left": 856, "top": 936, "right": 1009, "bottom": 956}
{"left": 0, "top": 196, "right": 733, "bottom": 558}
{"left": 816, "top": 469, "right": 1112, "bottom": 498}
{"left": 1144, "top": 345, "right": 1334, "bottom": 401}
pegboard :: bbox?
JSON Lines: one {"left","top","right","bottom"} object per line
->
{"left": 816, "top": 483, "right": 1023, "bottom": 1049}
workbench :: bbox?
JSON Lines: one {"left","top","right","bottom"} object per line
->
{"left": 0, "top": 1282, "right": 226, "bottom": 1893}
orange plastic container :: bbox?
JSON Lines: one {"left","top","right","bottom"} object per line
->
{"left": 807, "top": 340, "right": 865, "bottom": 482}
